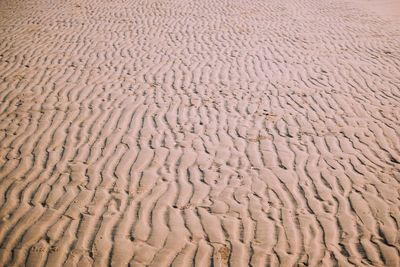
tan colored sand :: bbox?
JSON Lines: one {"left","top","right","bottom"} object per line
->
{"left": 0, "top": 0, "right": 399, "bottom": 266}
{"left": 356, "top": 0, "right": 400, "bottom": 18}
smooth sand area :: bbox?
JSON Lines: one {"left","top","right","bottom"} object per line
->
{"left": 0, "top": 0, "right": 399, "bottom": 266}
{"left": 357, "top": 0, "right": 400, "bottom": 18}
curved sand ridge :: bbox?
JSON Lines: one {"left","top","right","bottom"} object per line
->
{"left": 0, "top": 0, "right": 400, "bottom": 266}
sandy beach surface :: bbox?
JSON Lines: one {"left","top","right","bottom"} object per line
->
{"left": 0, "top": 0, "right": 399, "bottom": 266}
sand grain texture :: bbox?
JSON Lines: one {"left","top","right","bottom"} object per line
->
{"left": 0, "top": 0, "right": 399, "bottom": 266}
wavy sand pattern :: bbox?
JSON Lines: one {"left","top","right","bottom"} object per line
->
{"left": 0, "top": 0, "right": 400, "bottom": 266}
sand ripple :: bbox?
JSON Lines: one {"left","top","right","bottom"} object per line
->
{"left": 0, "top": 0, "right": 399, "bottom": 266}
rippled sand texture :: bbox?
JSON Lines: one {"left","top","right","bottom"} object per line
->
{"left": 0, "top": 0, "right": 400, "bottom": 266}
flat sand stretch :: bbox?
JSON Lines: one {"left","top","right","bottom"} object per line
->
{"left": 0, "top": 0, "right": 399, "bottom": 266}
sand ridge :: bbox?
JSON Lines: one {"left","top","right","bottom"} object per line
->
{"left": 0, "top": 0, "right": 399, "bottom": 266}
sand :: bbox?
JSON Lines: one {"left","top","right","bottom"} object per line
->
{"left": 0, "top": 0, "right": 399, "bottom": 266}
{"left": 356, "top": 0, "right": 400, "bottom": 18}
